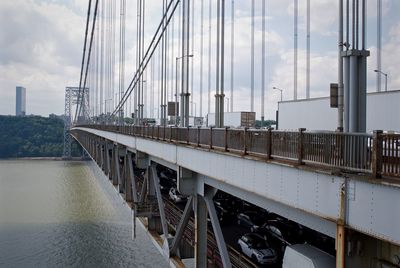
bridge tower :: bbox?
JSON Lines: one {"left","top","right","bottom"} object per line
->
{"left": 63, "top": 86, "right": 89, "bottom": 159}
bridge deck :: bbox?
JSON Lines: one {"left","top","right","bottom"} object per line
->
{"left": 72, "top": 125, "right": 400, "bottom": 247}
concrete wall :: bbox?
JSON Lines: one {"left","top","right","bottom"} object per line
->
{"left": 278, "top": 90, "right": 400, "bottom": 132}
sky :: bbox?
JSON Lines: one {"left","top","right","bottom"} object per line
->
{"left": 0, "top": 0, "right": 399, "bottom": 119}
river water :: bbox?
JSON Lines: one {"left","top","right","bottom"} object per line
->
{"left": 0, "top": 160, "right": 169, "bottom": 268}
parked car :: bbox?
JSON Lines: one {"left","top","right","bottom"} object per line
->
{"left": 237, "top": 211, "right": 267, "bottom": 231}
{"left": 282, "top": 244, "right": 335, "bottom": 268}
{"left": 168, "top": 187, "right": 187, "bottom": 203}
{"left": 159, "top": 179, "right": 175, "bottom": 194}
{"left": 259, "top": 218, "right": 304, "bottom": 243}
{"left": 237, "top": 233, "right": 278, "bottom": 265}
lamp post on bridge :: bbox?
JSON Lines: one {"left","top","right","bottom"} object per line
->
{"left": 273, "top": 87, "right": 284, "bottom": 130}
{"left": 273, "top": 86, "right": 284, "bottom": 102}
{"left": 374, "top": 69, "right": 388, "bottom": 92}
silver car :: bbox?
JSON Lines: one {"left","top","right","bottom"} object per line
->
{"left": 238, "top": 233, "right": 278, "bottom": 265}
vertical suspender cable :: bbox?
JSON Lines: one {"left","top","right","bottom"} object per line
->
{"left": 207, "top": 0, "right": 212, "bottom": 115}
{"left": 100, "top": 0, "right": 105, "bottom": 115}
{"left": 96, "top": 8, "right": 100, "bottom": 116}
{"left": 294, "top": 0, "right": 298, "bottom": 100}
{"left": 230, "top": 0, "right": 234, "bottom": 113}
{"left": 306, "top": 0, "right": 310, "bottom": 99}
{"left": 141, "top": 0, "right": 145, "bottom": 121}
{"left": 261, "top": 0, "right": 265, "bottom": 124}
{"left": 170, "top": 3, "right": 175, "bottom": 101}
{"left": 338, "top": 0, "right": 344, "bottom": 130}
{"left": 356, "top": 0, "right": 359, "bottom": 49}
{"left": 164, "top": 0, "right": 168, "bottom": 125}
{"left": 250, "top": 0, "right": 255, "bottom": 112}
{"left": 215, "top": 0, "right": 220, "bottom": 127}
{"left": 158, "top": 47, "right": 161, "bottom": 120}
{"left": 190, "top": 0, "right": 195, "bottom": 116}
{"left": 119, "top": 0, "right": 126, "bottom": 120}
{"left": 150, "top": 57, "right": 154, "bottom": 118}
{"left": 200, "top": 0, "right": 204, "bottom": 117}
{"left": 161, "top": 1, "right": 165, "bottom": 124}
{"left": 220, "top": 0, "right": 225, "bottom": 126}
{"left": 376, "top": 0, "right": 382, "bottom": 92}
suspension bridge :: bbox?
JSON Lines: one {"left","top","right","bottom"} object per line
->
{"left": 66, "top": 1, "right": 400, "bottom": 267}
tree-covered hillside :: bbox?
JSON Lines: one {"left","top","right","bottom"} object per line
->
{"left": 0, "top": 115, "right": 81, "bottom": 158}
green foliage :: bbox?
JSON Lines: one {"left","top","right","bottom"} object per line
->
{"left": 255, "top": 119, "right": 276, "bottom": 128}
{"left": 0, "top": 115, "right": 81, "bottom": 158}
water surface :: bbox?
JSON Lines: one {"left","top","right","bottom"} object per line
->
{"left": 0, "top": 160, "right": 168, "bottom": 268}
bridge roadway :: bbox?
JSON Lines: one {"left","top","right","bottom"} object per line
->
{"left": 71, "top": 125, "right": 400, "bottom": 267}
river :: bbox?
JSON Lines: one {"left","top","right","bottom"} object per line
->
{"left": 0, "top": 160, "right": 169, "bottom": 267}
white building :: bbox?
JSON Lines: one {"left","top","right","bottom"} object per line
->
{"left": 278, "top": 90, "right": 400, "bottom": 132}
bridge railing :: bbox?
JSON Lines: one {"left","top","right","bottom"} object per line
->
{"left": 77, "top": 124, "right": 400, "bottom": 178}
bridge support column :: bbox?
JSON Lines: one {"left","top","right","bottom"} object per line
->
{"left": 336, "top": 223, "right": 345, "bottom": 268}
{"left": 336, "top": 180, "right": 347, "bottom": 268}
{"left": 194, "top": 194, "right": 208, "bottom": 268}
{"left": 112, "top": 145, "right": 120, "bottom": 186}
{"left": 100, "top": 142, "right": 105, "bottom": 171}
{"left": 126, "top": 152, "right": 137, "bottom": 203}
{"left": 118, "top": 146, "right": 127, "bottom": 193}
{"left": 204, "top": 187, "right": 231, "bottom": 268}
{"left": 170, "top": 196, "right": 193, "bottom": 256}
{"left": 150, "top": 164, "right": 169, "bottom": 238}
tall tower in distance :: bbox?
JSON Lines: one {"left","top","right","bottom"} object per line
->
{"left": 16, "top": 86, "right": 26, "bottom": 116}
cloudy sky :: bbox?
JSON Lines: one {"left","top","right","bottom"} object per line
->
{"left": 0, "top": 0, "right": 399, "bottom": 119}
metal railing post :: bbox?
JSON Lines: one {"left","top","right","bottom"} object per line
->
{"left": 224, "top": 127, "right": 229, "bottom": 151}
{"left": 372, "top": 130, "right": 383, "bottom": 178}
{"left": 157, "top": 126, "right": 160, "bottom": 140}
{"left": 197, "top": 126, "right": 201, "bottom": 147}
{"left": 267, "top": 128, "right": 272, "bottom": 159}
{"left": 187, "top": 127, "right": 190, "bottom": 144}
{"left": 210, "top": 127, "right": 213, "bottom": 149}
{"left": 243, "top": 127, "right": 248, "bottom": 155}
{"left": 298, "top": 128, "right": 306, "bottom": 165}
{"left": 163, "top": 126, "right": 166, "bottom": 141}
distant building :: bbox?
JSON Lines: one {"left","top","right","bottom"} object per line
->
{"left": 16, "top": 86, "right": 26, "bottom": 116}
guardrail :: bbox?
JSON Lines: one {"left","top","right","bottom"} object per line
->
{"left": 75, "top": 125, "right": 400, "bottom": 178}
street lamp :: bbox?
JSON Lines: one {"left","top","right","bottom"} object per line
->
{"left": 272, "top": 87, "right": 284, "bottom": 102}
{"left": 272, "top": 87, "right": 284, "bottom": 130}
{"left": 374, "top": 69, "right": 388, "bottom": 92}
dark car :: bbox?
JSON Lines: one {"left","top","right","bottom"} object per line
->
{"left": 257, "top": 219, "right": 305, "bottom": 256}
{"left": 159, "top": 178, "right": 175, "bottom": 194}
{"left": 237, "top": 211, "right": 267, "bottom": 231}
{"left": 213, "top": 199, "right": 234, "bottom": 225}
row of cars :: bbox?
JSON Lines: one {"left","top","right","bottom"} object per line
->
{"left": 212, "top": 191, "right": 335, "bottom": 267}
{"left": 155, "top": 165, "right": 335, "bottom": 267}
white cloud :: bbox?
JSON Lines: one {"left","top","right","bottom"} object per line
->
{"left": 0, "top": 0, "right": 399, "bottom": 120}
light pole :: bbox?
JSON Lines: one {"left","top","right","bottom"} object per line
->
{"left": 176, "top": 55, "right": 194, "bottom": 126}
{"left": 272, "top": 87, "right": 284, "bottom": 130}
{"left": 374, "top": 69, "right": 388, "bottom": 92}
{"left": 273, "top": 86, "right": 284, "bottom": 102}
